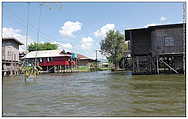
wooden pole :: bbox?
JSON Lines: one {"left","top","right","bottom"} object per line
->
{"left": 47, "top": 66, "right": 49, "bottom": 72}
{"left": 183, "top": 3, "right": 186, "bottom": 75}
{"left": 156, "top": 57, "right": 159, "bottom": 74}
{"left": 150, "top": 56, "right": 152, "bottom": 73}
{"left": 136, "top": 57, "right": 139, "bottom": 72}
{"left": 96, "top": 50, "right": 98, "bottom": 69}
{"left": 160, "top": 58, "right": 178, "bottom": 74}
{"left": 132, "top": 57, "right": 135, "bottom": 73}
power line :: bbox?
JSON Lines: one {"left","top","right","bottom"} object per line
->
{"left": 5, "top": 5, "right": 59, "bottom": 44}
{"left": 5, "top": 13, "right": 55, "bottom": 45}
{"left": 37, "top": 4, "right": 42, "bottom": 47}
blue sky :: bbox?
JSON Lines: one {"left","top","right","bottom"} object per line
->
{"left": 2, "top": 2, "right": 184, "bottom": 59}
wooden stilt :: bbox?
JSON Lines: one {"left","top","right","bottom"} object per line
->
{"left": 149, "top": 56, "right": 152, "bottom": 73}
{"left": 156, "top": 57, "right": 159, "bottom": 75}
{"left": 132, "top": 58, "right": 135, "bottom": 73}
{"left": 136, "top": 57, "right": 140, "bottom": 72}
{"left": 47, "top": 66, "right": 49, "bottom": 72}
{"left": 54, "top": 66, "right": 56, "bottom": 73}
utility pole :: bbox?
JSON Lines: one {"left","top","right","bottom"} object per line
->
{"left": 183, "top": 2, "right": 186, "bottom": 75}
{"left": 96, "top": 49, "right": 101, "bottom": 69}
{"left": 26, "top": 2, "right": 30, "bottom": 53}
{"left": 96, "top": 50, "right": 98, "bottom": 69}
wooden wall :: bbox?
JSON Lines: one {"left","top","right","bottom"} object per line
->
{"left": 151, "top": 27, "right": 183, "bottom": 56}
{"left": 131, "top": 29, "right": 151, "bottom": 56}
{"left": 2, "top": 40, "right": 20, "bottom": 61}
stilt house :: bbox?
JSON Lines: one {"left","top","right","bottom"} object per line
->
{"left": 2, "top": 38, "right": 23, "bottom": 76}
{"left": 24, "top": 50, "right": 95, "bottom": 73}
{"left": 125, "top": 23, "right": 185, "bottom": 74}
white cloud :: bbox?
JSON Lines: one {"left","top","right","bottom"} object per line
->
{"left": 53, "top": 41, "right": 73, "bottom": 52}
{"left": 59, "top": 21, "right": 82, "bottom": 37}
{"left": 2, "top": 27, "right": 32, "bottom": 51}
{"left": 144, "top": 16, "right": 167, "bottom": 28}
{"left": 144, "top": 23, "right": 158, "bottom": 28}
{"left": 81, "top": 37, "right": 93, "bottom": 50}
{"left": 160, "top": 16, "right": 167, "bottom": 22}
{"left": 61, "top": 43, "right": 73, "bottom": 49}
{"left": 94, "top": 24, "right": 115, "bottom": 38}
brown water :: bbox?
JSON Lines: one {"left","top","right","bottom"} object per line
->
{"left": 3, "top": 71, "right": 186, "bottom": 116}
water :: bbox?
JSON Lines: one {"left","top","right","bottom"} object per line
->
{"left": 3, "top": 71, "right": 185, "bottom": 116}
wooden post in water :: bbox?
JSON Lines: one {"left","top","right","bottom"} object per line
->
{"left": 132, "top": 57, "right": 135, "bottom": 73}
{"left": 136, "top": 57, "right": 140, "bottom": 72}
{"left": 149, "top": 56, "right": 152, "bottom": 73}
{"left": 156, "top": 57, "right": 159, "bottom": 74}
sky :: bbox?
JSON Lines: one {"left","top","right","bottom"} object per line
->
{"left": 2, "top": 2, "right": 184, "bottom": 60}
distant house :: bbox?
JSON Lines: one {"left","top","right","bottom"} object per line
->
{"left": 77, "top": 54, "right": 95, "bottom": 66}
{"left": 24, "top": 50, "right": 75, "bottom": 72}
{"left": 2, "top": 38, "right": 23, "bottom": 76}
{"left": 125, "top": 23, "right": 185, "bottom": 74}
{"left": 23, "top": 50, "right": 94, "bottom": 72}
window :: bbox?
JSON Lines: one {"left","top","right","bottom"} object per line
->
{"left": 8, "top": 51, "right": 11, "bottom": 57}
{"left": 14, "top": 54, "right": 16, "bottom": 61}
{"left": 164, "top": 37, "right": 174, "bottom": 46}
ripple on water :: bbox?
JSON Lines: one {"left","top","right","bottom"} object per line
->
{"left": 3, "top": 72, "right": 185, "bottom": 116}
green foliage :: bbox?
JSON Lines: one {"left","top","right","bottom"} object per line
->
{"left": 89, "top": 63, "right": 97, "bottom": 72}
{"left": 20, "top": 65, "right": 42, "bottom": 79}
{"left": 28, "top": 42, "right": 58, "bottom": 52}
{"left": 77, "top": 63, "right": 97, "bottom": 72}
{"left": 77, "top": 66, "right": 90, "bottom": 71}
{"left": 100, "top": 30, "right": 128, "bottom": 70}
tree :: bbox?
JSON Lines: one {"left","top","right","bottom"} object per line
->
{"left": 100, "top": 30, "right": 128, "bottom": 70}
{"left": 28, "top": 42, "right": 58, "bottom": 52}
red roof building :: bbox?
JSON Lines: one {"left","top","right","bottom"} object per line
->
{"left": 77, "top": 54, "right": 95, "bottom": 66}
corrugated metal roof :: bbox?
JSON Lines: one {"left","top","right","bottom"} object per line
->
{"left": 3, "top": 37, "right": 24, "bottom": 45}
{"left": 77, "top": 54, "right": 95, "bottom": 60}
{"left": 24, "top": 50, "right": 71, "bottom": 59}
{"left": 125, "top": 23, "right": 184, "bottom": 31}
{"left": 77, "top": 54, "right": 90, "bottom": 59}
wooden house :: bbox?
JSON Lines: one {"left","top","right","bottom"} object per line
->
{"left": 125, "top": 23, "right": 185, "bottom": 74}
{"left": 24, "top": 50, "right": 75, "bottom": 72}
{"left": 2, "top": 38, "right": 23, "bottom": 76}
{"left": 77, "top": 54, "right": 95, "bottom": 66}
{"left": 24, "top": 50, "right": 94, "bottom": 72}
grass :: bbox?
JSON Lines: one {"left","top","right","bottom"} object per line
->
{"left": 77, "top": 66, "right": 111, "bottom": 72}
{"left": 77, "top": 66, "right": 90, "bottom": 72}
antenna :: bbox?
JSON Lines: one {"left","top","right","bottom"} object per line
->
{"left": 35, "top": 3, "right": 42, "bottom": 67}
{"left": 26, "top": 2, "right": 30, "bottom": 53}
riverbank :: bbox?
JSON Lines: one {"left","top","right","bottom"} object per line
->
{"left": 38, "top": 66, "right": 112, "bottom": 73}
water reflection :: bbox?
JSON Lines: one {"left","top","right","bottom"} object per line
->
{"left": 3, "top": 71, "right": 185, "bottom": 116}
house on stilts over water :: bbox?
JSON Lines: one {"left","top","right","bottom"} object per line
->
{"left": 124, "top": 23, "right": 185, "bottom": 74}
{"left": 23, "top": 50, "right": 95, "bottom": 73}
{"left": 2, "top": 38, "right": 23, "bottom": 76}
{"left": 23, "top": 50, "right": 77, "bottom": 73}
